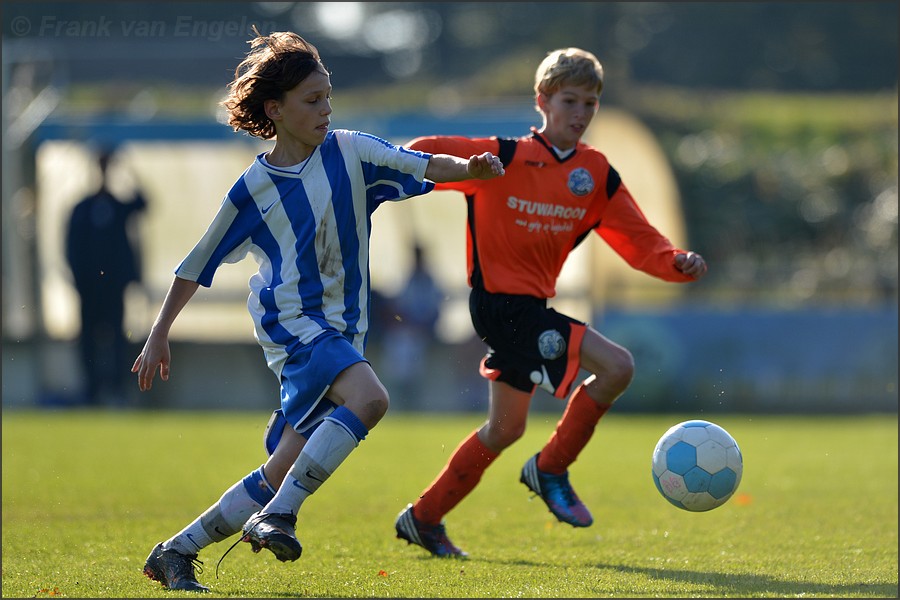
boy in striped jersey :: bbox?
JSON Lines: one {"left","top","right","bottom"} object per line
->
{"left": 134, "top": 30, "right": 503, "bottom": 592}
{"left": 394, "top": 47, "right": 707, "bottom": 557}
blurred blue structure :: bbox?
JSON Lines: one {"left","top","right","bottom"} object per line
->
{"left": 597, "top": 306, "right": 898, "bottom": 413}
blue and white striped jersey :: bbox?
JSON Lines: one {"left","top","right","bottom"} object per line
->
{"left": 175, "top": 129, "right": 434, "bottom": 378}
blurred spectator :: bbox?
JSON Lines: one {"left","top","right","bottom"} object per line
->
{"left": 393, "top": 244, "right": 444, "bottom": 336}
{"left": 381, "top": 243, "right": 445, "bottom": 408}
{"left": 65, "top": 147, "right": 147, "bottom": 406}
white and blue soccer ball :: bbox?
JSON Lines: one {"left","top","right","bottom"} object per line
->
{"left": 651, "top": 420, "right": 743, "bottom": 512}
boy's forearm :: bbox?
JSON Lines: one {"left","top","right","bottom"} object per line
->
{"left": 425, "top": 152, "right": 504, "bottom": 182}
{"left": 424, "top": 154, "right": 470, "bottom": 182}
{"left": 150, "top": 276, "right": 200, "bottom": 335}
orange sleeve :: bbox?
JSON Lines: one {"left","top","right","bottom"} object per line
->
{"left": 407, "top": 136, "right": 500, "bottom": 194}
{"left": 597, "top": 184, "right": 695, "bottom": 282}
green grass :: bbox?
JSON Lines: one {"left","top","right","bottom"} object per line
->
{"left": 2, "top": 410, "right": 897, "bottom": 598}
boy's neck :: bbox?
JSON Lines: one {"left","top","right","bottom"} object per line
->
{"left": 266, "top": 142, "right": 316, "bottom": 167}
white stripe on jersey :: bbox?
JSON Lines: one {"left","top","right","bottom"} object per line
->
{"left": 175, "top": 129, "right": 433, "bottom": 378}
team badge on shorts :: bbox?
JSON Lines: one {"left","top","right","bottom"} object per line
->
{"left": 568, "top": 168, "right": 594, "bottom": 196}
{"left": 537, "top": 329, "right": 566, "bottom": 360}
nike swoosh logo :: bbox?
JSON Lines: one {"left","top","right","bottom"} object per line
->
{"left": 292, "top": 479, "right": 311, "bottom": 491}
{"left": 261, "top": 200, "right": 278, "bottom": 214}
{"left": 305, "top": 469, "right": 325, "bottom": 484}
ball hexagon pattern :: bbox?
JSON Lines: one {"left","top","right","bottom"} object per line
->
{"left": 651, "top": 420, "right": 743, "bottom": 512}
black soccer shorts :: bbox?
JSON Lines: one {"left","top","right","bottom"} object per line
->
{"left": 469, "top": 286, "right": 585, "bottom": 399}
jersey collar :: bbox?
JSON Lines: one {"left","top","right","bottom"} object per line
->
{"left": 530, "top": 128, "right": 578, "bottom": 163}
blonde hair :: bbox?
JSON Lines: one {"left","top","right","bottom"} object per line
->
{"left": 534, "top": 48, "right": 604, "bottom": 97}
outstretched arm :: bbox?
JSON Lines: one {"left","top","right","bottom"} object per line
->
{"left": 425, "top": 151, "right": 505, "bottom": 183}
{"left": 131, "top": 276, "right": 200, "bottom": 391}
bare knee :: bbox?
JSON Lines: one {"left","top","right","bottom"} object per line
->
{"left": 608, "top": 346, "right": 635, "bottom": 392}
{"left": 344, "top": 387, "right": 390, "bottom": 429}
{"left": 368, "top": 391, "right": 390, "bottom": 422}
{"left": 586, "top": 346, "right": 635, "bottom": 400}
{"left": 331, "top": 362, "right": 391, "bottom": 429}
{"left": 581, "top": 329, "right": 636, "bottom": 400}
{"left": 362, "top": 391, "right": 390, "bottom": 426}
{"left": 480, "top": 420, "right": 526, "bottom": 452}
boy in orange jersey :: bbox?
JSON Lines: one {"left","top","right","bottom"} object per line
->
{"left": 394, "top": 47, "right": 708, "bottom": 557}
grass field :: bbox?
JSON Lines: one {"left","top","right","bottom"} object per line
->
{"left": 2, "top": 409, "right": 897, "bottom": 598}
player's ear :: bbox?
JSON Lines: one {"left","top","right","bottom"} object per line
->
{"left": 264, "top": 98, "right": 282, "bottom": 121}
{"left": 536, "top": 92, "right": 549, "bottom": 113}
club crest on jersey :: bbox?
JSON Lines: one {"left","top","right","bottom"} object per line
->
{"left": 568, "top": 168, "right": 594, "bottom": 196}
{"left": 537, "top": 329, "right": 566, "bottom": 360}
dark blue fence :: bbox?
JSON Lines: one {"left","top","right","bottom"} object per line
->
{"left": 596, "top": 305, "right": 898, "bottom": 413}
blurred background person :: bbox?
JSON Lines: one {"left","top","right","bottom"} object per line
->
{"left": 380, "top": 243, "right": 446, "bottom": 409}
{"left": 65, "top": 146, "right": 147, "bottom": 407}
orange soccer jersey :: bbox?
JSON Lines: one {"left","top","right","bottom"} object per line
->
{"left": 409, "top": 129, "right": 693, "bottom": 298}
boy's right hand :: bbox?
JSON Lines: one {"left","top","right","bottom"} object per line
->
{"left": 131, "top": 333, "right": 171, "bottom": 391}
{"left": 467, "top": 152, "right": 505, "bottom": 179}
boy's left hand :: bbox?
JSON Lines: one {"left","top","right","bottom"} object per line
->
{"left": 675, "top": 251, "right": 707, "bottom": 279}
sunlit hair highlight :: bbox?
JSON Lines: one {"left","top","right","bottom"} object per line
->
{"left": 534, "top": 47, "right": 604, "bottom": 98}
{"left": 221, "top": 28, "right": 327, "bottom": 139}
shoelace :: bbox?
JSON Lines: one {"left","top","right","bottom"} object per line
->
{"left": 194, "top": 556, "right": 205, "bottom": 573}
{"left": 215, "top": 513, "right": 272, "bottom": 579}
{"left": 169, "top": 553, "right": 204, "bottom": 583}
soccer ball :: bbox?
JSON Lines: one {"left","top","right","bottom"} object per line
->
{"left": 651, "top": 420, "right": 743, "bottom": 512}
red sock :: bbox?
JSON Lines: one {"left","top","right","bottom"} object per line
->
{"left": 413, "top": 430, "right": 499, "bottom": 525}
{"left": 537, "top": 384, "right": 611, "bottom": 475}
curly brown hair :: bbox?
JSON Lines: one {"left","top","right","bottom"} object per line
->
{"left": 221, "top": 30, "right": 327, "bottom": 139}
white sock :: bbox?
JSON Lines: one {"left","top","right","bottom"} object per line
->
{"left": 164, "top": 466, "right": 276, "bottom": 555}
{"left": 263, "top": 415, "right": 361, "bottom": 516}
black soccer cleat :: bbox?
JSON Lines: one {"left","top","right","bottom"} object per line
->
{"left": 241, "top": 511, "right": 303, "bottom": 562}
{"left": 395, "top": 503, "right": 468, "bottom": 558}
{"left": 143, "top": 542, "right": 210, "bottom": 593}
